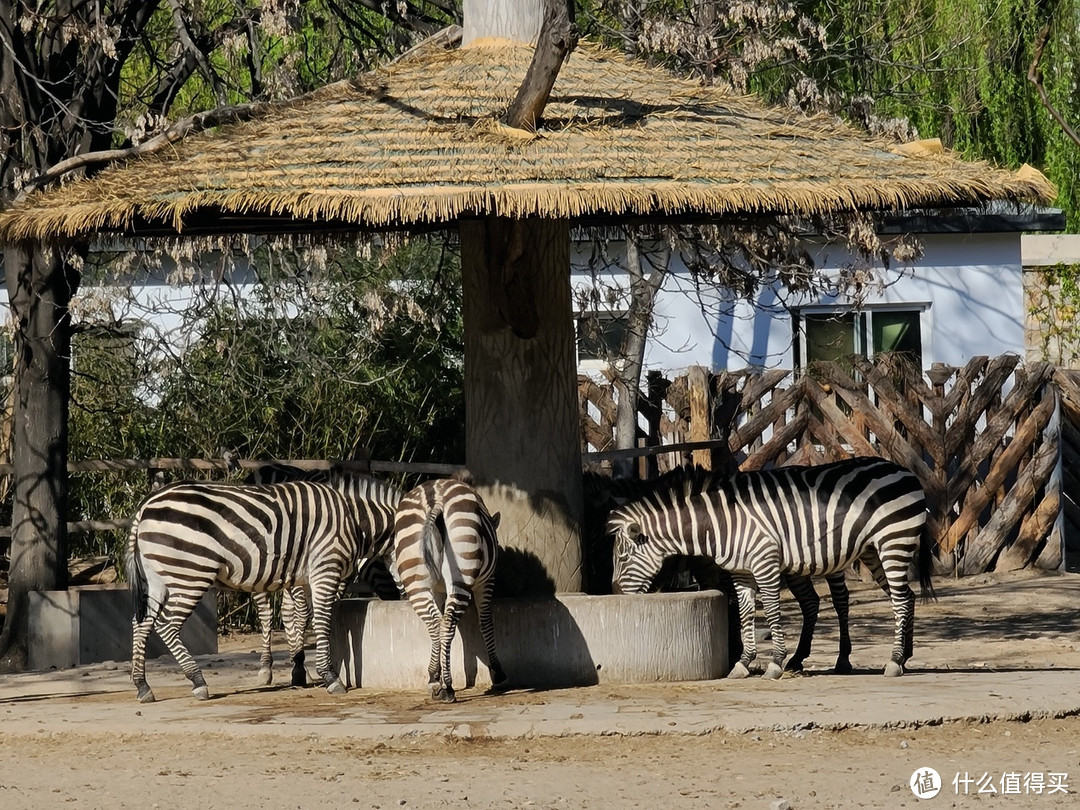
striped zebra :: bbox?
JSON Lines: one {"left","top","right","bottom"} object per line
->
{"left": 394, "top": 475, "right": 507, "bottom": 702}
{"left": 243, "top": 464, "right": 402, "bottom": 688}
{"left": 587, "top": 468, "right": 849, "bottom": 673}
{"left": 127, "top": 475, "right": 389, "bottom": 702}
{"left": 608, "top": 458, "right": 935, "bottom": 678}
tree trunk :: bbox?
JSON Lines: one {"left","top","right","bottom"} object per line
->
{"left": 612, "top": 230, "right": 667, "bottom": 478}
{"left": 463, "top": 0, "right": 544, "bottom": 45}
{"left": 460, "top": 217, "right": 584, "bottom": 595}
{"left": 0, "top": 243, "right": 76, "bottom": 670}
{"left": 504, "top": 1, "right": 577, "bottom": 132}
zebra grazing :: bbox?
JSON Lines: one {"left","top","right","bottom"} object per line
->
{"left": 243, "top": 464, "right": 402, "bottom": 687}
{"left": 394, "top": 475, "right": 507, "bottom": 702}
{"left": 127, "top": 476, "right": 385, "bottom": 702}
{"left": 587, "top": 468, "right": 849, "bottom": 673}
{"left": 608, "top": 458, "right": 935, "bottom": 678}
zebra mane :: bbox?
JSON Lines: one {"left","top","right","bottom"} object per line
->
{"left": 647, "top": 464, "right": 729, "bottom": 506}
{"left": 330, "top": 470, "right": 403, "bottom": 504}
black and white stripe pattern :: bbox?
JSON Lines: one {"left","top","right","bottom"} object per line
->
{"left": 608, "top": 458, "right": 935, "bottom": 678}
{"left": 393, "top": 476, "right": 506, "bottom": 701}
{"left": 127, "top": 475, "right": 389, "bottom": 701}
{"left": 242, "top": 464, "right": 402, "bottom": 687}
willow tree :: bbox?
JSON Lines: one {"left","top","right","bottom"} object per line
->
{"left": 577, "top": 0, "right": 1078, "bottom": 226}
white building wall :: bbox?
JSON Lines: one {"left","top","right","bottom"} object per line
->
{"left": 0, "top": 233, "right": 1026, "bottom": 378}
{"left": 571, "top": 232, "right": 1025, "bottom": 375}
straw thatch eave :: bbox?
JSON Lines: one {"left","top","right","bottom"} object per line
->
{"left": 0, "top": 38, "right": 1057, "bottom": 244}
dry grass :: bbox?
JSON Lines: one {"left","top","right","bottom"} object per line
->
{"left": 0, "top": 37, "right": 1055, "bottom": 242}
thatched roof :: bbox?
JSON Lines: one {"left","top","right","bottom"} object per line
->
{"left": 0, "top": 37, "right": 1056, "bottom": 242}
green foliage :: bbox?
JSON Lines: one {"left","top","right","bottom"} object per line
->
{"left": 800, "top": 0, "right": 1079, "bottom": 226}
{"left": 156, "top": 239, "right": 464, "bottom": 463}
{"left": 115, "top": 1, "right": 450, "bottom": 140}
{"left": 64, "top": 236, "right": 464, "bottom": 566}
{"left": 1028, "top": 262, "right": 1080, "bottom": 366}
{"left": 579, "top": 0, "right": 1079, "bottom": 227}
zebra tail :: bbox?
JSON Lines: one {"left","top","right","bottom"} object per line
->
{"left": 420, "top": 505, "right": 446, "bottom": 575}
{"left": 918, "top": 522, "right": 938, "bottom": 603}
{"left": 128, "top": 521, "right": 150, "bottom": 624}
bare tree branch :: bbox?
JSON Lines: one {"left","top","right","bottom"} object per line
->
{"left": 23, "top": 101, "right": 267, "bottom": 195}
{"left": 1027, "top": 22, "right": 1080, "bottom": 149}
{"left": 167, "top": 0, "right": 225, "bottom": 103}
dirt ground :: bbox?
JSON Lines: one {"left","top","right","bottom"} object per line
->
{"left": 3, "top": 568, "right": 1080, "bottom": 809}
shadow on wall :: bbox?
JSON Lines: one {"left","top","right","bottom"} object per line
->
{"left": 459, "top": 593, "right": 600, "bottom": 689}
{"left": 331, "top": 588, "right": 600, "bottom": 691}
{"left": 493, "top": 546, "right": 557, "bottom": 599}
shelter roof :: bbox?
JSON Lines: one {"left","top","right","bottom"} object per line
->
{"left": 0, "top": 37, "right": 1056, "bottom": 242}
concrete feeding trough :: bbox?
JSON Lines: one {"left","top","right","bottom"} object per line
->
{"left": 28, "top": 584, "right": 217, "bottom": 671}
{"left": 330, "top": 591, "right": 728, "bottom": 691}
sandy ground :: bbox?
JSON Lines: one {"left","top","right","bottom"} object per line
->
{"left": 2, "top": 568, "right": 1080, "bottom": 809}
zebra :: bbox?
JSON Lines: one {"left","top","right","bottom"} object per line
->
{"left": 586, "top": 467, "right": 852, "bottom": 673}
{"left": 127, "top": 475, "right": 390, "bottom": 702}
{"left": 243, "top": 463, "right": 402, "bottom": 687}
{"left": 607, "top": 457, "right": 935, "bottom": 678}
{"left": 393, "top": 475, "right": 507, "bottom": 702}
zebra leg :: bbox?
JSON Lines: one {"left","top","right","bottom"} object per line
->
{"left": 473, "top": 578, "right": 507, "bottom": 691}
{"left": 756, "top": 569, "right": 786, "bottom": 680}
{"left": 309, "top": 576, "right": 347, "bottom": 694}
{"left": 727, "top": 576, "right": 758, "bottom": 679}
{"left": 782, "top": 575, "right": 819, "bottom": 674}
{"left": 860, "top": 548, "right": 912, "bottom": 676}
{"left": 282, "top": 586, "right": 311, "bottom": 687}
{"left": 823, "top": 573, "right": 854, "bottom": 674}
{"left": 154, "top": 599, "right": 212, "bottom": 700}
{"left": 253, "top": 592, "right": 275, "bottom": 686}
{"left": 435, "top": 594, "right": 470, "bottom": 703}
{"left": 403, "top": 588, "right": 445, "bottom": 697}
{"left": 131, "top": 608, "right": 159, "bottom": 703}
{"left": 884, "top": 579, "right": 917, "bottom": 677}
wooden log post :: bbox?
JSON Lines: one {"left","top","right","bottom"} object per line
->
{"left": 687, "top": 366, "right": 711, "bottom": 470}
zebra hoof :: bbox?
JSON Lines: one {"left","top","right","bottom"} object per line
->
{"left": 192, "top": 685, "right": 210, "bottom": 700}
{"left": 884, "top": 661, "right": 904, "bottom": 677}
{"left": 763, "top": 662, "right": 784, "bottom": 680}
{"left": 435, "top": 687, "right": 456, "bottom": 703}
{"left": 256, "top": 668, "right": 273, "bottom": 686}
{"left": 325, "top": 680, "right": 348, "bottom": 695}
{"left": 834, "top": 659, "right": 854, "bottom": 675}
{"left": 136, "top": 686, "right": 156, "bottom": 704}
{"left": 727, "top": 661, "right": 751, "bottom": 679}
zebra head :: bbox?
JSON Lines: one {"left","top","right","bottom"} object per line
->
{"left": 606, "top": 503, "right": 663, "bottom": 595}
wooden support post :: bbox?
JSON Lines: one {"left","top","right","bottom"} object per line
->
{"left": 688, "top": 366, "right": 711, "bottom": 470}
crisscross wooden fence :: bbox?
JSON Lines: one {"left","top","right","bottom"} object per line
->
{"left": 580, "top": 356, "right": 1075, "bottom": 576}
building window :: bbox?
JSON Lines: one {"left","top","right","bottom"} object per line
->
{"left": 577, "top": 312, "right": 627, "bottom": 363}
{"left": 796, "top": 308, "right": 924, "bottom": 369}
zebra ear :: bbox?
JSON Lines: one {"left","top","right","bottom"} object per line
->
{"left": 490, "top": 511, "right": 501, "bottom": 529}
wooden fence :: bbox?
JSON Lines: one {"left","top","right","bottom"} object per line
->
{"left": 1, "top": 358, "right": 1073, "bottom": 579}
{"left": 580, "top": 356, "right": 1074, "bottom": 576}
